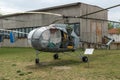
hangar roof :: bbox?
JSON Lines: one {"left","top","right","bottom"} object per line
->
{"left": 0, "top": 2, "right": 103, "bottom": 18}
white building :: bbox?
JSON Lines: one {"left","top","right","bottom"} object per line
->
{"left": 108, "top": 28, "right": 120, "bottom": 49}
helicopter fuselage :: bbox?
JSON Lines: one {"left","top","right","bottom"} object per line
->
{"left": 27, "top": 24, "right": 79, "bottom": 52}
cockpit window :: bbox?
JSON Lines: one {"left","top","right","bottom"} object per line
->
{"left": 41, "top": 30, "right": 50, "bottom": 40}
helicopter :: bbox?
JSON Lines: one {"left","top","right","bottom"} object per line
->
{"left": 28, "top": 23, "right": 82, "bottom": 63}
{"left": 0, "top": 23, "right": 87, "bottom": 64}
{"left": 0, "top": 4, "right": 119, "bottom": 64}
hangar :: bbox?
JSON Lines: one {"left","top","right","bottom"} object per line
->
{"left": 0, "top": 2, "right": 108, "bottom": 48}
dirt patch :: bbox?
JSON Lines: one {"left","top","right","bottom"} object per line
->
{"left": 53, "top": 66, "right": 71, "bottom": 70}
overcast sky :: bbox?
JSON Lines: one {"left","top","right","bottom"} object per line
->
{"left": 0, "top": 0, "right": 120, "bottom": 21}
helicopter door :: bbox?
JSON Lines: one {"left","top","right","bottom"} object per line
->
{"left": 60, "top": 31, "right": 68, "bottom": 48}
{"left": 60, "top": 31, "right": 74, "bottom": 49}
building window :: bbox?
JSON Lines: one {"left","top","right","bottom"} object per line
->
{"left": 6, "top": 26, "right": 39, "bottom": 39}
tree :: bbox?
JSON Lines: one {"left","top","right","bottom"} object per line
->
{"left": 108, "top": 21, "right": 120, "bottom": 29}
{"left": 108, "top": 22, "right": 114, "bottom": 29}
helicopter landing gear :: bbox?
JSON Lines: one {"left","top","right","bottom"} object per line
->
{"left": 35, "top": 58, "right": 39, "bottom": 64}
{"left": 35, "top": 50, "right": 40, "bottom": 64}
{"left": 53, "top": 53, "right": 59, "bottom": 60}
{"left": 82, "top": 56, "right": 88, "bottom": 63}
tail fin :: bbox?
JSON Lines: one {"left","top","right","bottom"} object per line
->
{"left": 10, "top": 32, "right": 15, "bottom": 43}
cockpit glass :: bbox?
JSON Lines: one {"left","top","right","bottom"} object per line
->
{"left": 41, "top": 30, "right": 50, "bottom": 40}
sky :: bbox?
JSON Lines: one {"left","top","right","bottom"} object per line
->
{"left": 0, "top": 0, "right": 120, "bottom": 21}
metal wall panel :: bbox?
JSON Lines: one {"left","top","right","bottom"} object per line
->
{"left": 80, "top": 3, "right": 107, "bottom": 44}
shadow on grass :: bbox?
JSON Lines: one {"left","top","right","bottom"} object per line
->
{"left": 26, "top": 59, "right": 82, "bottom": 70}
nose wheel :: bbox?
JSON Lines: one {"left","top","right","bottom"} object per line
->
{"left": 53, "top": 53, "right": 59, "bottom": 60}
{"left": 35, "top": 58, "right": 39, "bottom": 64}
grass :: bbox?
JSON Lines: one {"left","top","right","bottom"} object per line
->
{"left": 0, "top": 47, "right": 120, "bottom": 80}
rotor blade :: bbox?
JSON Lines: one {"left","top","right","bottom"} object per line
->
{"left": 63, "top": 4, "right": 120, "bottom": 19}
{"left": 80, "top": 4, "right": 120, "bottom": 17}
{"left": 0, "top": 33, "right": 9, "bottom": 35}
{"left": 63, "top": 16, "right": 120, "bottom": 23}
{"left": 0, "top": 29, "right": 28, "bottom": 34}
{"left": 81, "top": 17, "right": 120, "bottom": 23}
{"left": 13, "top": 11, "right": 63, "bottom": 17}
{"left": 1, "top": 12, "right": 63, "bottom": 22}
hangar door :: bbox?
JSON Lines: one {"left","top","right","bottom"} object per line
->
{"left": 96, "top": 22, "right": 102, "bottom": 43}
{"left": 91, "top": 21, "right": 102, "bottom": 43}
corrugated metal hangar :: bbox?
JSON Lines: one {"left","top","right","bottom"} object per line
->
{"left": 0, "top": 2, "right": 108, "bottom": 48}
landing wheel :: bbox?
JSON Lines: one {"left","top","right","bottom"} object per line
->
{"left": 82, "top": 56, "right": 88, "bottom": 62}
{"left": 53, "top": 54, "right": 59, "bottom": 60}
{"left": 35, "top": 58, "right": 39, "bottom": 64}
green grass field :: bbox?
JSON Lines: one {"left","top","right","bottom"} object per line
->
{"left": 0, "top": 48, "right": 120, "bottom": 80}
